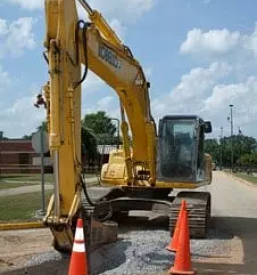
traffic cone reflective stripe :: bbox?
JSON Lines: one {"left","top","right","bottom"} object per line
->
{"left": 68, "top": 218, "right": 89, "bottom": 275}
{"left": 166, "top": 200, "right": 186, "bottom": 252}
{"left": 72, "top": 242, "right": 86, "bottom": 253}
{"left": 169, "top": 209, "right": 196, "bottom": 275}
{"left": 74, "top": 227, "right": 85, "bottom": 242}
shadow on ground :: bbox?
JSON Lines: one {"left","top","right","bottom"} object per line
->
{"left": 193, "top": 216, "right": 257, "bottom": 275}
{"left": 90, "top": 240, "right": 131, "bottom": 274}
{"left": 116, "top": 213, "right": 234, "bottom": 240}
{"left": 116, "top": 214, "right": 169, "bottom": 233}
{"left": 1, "top": 215, "right": 257, "bottom": 275}
{"left": 0, "top": 258, "right": 70, "bottom": 275}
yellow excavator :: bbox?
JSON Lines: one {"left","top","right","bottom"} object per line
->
{"left": 38, "top": 0, "right": 213, "bottom": 253}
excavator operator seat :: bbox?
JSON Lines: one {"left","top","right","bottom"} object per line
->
{"left": 157, "top": 115, "right": 212, "bottom": 183}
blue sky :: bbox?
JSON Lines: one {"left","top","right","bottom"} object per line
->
{"left": 1, "top": 0, "right": 257, "bottom": 139}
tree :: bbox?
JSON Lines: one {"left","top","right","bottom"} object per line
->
{"left": 37, "top": 121, "right": 48, "bottom": 132}
{"left": 0, "top": 131, "right": 8, "bottom": 140}
{"left": 81, "top": 126, "right": 98, "bottom": 165}
{"left": 32, "top": 119, "right": 99, "bottom": 165}
{"left": 22, "top": 134, "right": 32, "bottom": 140}
{"left": 81, "top": 111, "right": 119, "bottom": 145}
{"left": 204, "top": 139, "right": 220, "bottom": 163}
{"left": 205, "top": 135, "right": 257, "bottom": 168}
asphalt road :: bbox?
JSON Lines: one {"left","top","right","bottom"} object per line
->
{"left": 195, "top": 171, "right": 257, "bottom": 275}
{"left": 1, "top": 171, "right": 257, "bottom": 275}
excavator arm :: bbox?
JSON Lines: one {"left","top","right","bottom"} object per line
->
{"left": 41, "top": 0, "right": 157, "bottom": 252}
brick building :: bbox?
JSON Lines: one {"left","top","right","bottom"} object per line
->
{"left": 0, "top": 139, "right": 44, "bottom": 174}
{"left": 0, "top": 138, "right": 118, "bottom": 174}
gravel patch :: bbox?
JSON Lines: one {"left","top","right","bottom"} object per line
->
{"left": 90, "top": 230, "right": 173, "bottom": 275}
{"left": 26, "top": 251, "right": 65, "bottom": 267}
{"left": 24, "top": 220, "right": 232, "bottom": 275}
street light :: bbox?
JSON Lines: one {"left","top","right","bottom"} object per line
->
{"left": 219, "top": 127, "right": 223, "bottom": 170}
{"left": 238, "top": 127, "right": 243, "bottom": 169}
{"left": 227, "top": 104, "right": 234, "bottom": 171}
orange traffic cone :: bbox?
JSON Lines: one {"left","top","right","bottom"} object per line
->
{"left": 166, "top": 200, "right": 186, "bottom": 252}
{"left": 68, "top": 218, "right": 89, "bottom": 275}
{"left": 169, "top": 208, "right": 196, "bottom": 275}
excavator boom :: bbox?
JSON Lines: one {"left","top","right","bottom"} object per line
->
{"left": 40, "top": 0, "right": 213, "bottom": 253}
{"left": 42, "top": 0, "right": 157, "bottom": 252}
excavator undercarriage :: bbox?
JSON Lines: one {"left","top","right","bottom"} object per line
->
{"left": 80, "top": 185, "right": 211, "bottom": 240}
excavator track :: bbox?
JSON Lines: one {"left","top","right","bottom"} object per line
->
{"left": 80, "top": 183, "right": 211, "bottom": 240}
{"left": 169, "top": 191, "right": 211, "bottom": 238}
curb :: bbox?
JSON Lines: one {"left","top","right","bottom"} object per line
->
{"left": 0, "top": 221, "right": 46, "bottom": 231}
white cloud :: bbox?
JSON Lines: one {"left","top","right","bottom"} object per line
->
{"left": 144, "top": 67, "right": 153, "bottom": 79}
{"left": 150, "top": 62, "right": 257, "bottom": 138}
{"left": 5, "top": 0, "right": 43, "bottom": 10}
{"left": 0, "top": 19, "right": 8, "bottom": 36}
{"left": 87, "top": 0, "right": 154, "bottom": 22}
{"left": 1, "top": 70, "right": 105, "bottom": 138}
{"left": 151, "top": 62, "right": 232, "bottom": 118}
{"left": 0, "top": 95, "right": 45, "bottom": 138}
{"left": 243, "top": 23, "right": 257, "bottom": 59}
{"left": 81, "top": 70, "right": 105, "bottom": 94}
{"left": 109, "top": 18, "right": 127, "bottom": 42}
{"left": 201, "top": 76, "right": 257, "bottom": 137}
{"left": 7, "top": 0, "right": 154, "bottom": 23}
{"left": 83, "top": 95, "right": 120, "bottom": 118}
{"left": 97, "top": 96, "right": 114, "bottom": 108}
{"left": 1, "top": 64, "right": 154, "bottom": 138}
{"left": 169, "top": 62, "right": 232, "bottom": 103}
{"left": 0, "top": 17, "right": 36, "bottom": 59}
{"left": 180, "top": 22, "right": 257, "bottom": 62}
{"left": 174, "top": 22, "right": 257, "bottom": 138}
{"left": 180, "top": 28, "right": 240, "bottom": 56}
{"left": 5, "top": 0, "right": 155, "bottom": 52}
{"left": 76, "top": 3, "right": 127, "bottom": 40}
{"left": 0, "top": 65, "right": 10, "bottom": 87}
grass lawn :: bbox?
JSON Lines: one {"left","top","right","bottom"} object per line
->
{"left": 232, "top": 172, "right": 257, "bottom": 184}
{"left": 0, "top": 190, "right": 53, "bottom": 222}
{"left": 0, "top": 174, "right": 51, "bottom": 190}
{"left": 0, "top": 179, "right": 99, "bottom": 222}
{"left": 0, "top": 181, "right": 39, "bottom": 190}
{"left": 1, "top": 173, "right": 97, "bottom": 181}
{"left": 0, "top": 173, "right": 54, "bottom": 182}
{"left": 0, "top": 173, "right": 99, "bottom": 190}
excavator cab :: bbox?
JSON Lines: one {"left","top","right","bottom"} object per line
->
{"left": 157, "top": 115, "right": 212, "bottom": 183}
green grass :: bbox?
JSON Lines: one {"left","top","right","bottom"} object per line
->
{"left": 0, "top": 173, "right": 54, "bottom": 182}
{"left": 0, "top": 173, "right": 98, "bottom": 190}
{"left": 232, "top": 172, "right": 257, "bottom": 184}
{"left": 0, "top": 173, "right": 53, "bottom": 190}
{"left": 0, "top": 190, "right": 52, "bottom": 222}
{"left": 0, "top": 181, "right": 39, "bottom": 190}
{"left": 225, "top": 170, "right": 257, "bottom": 185}
{"left": 1, "top": 173, "right": 97, "bottom": 181}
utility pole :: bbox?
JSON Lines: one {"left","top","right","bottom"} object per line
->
{"left": 227, "top": 104, "right": 234, "bottom": 171}
{"left": 219, "top": 127, "right": 223, "bottom": 170}
{"left": 0, "top": 131, "right": 3, "bottom": 178}
{"left": 238, "top": 127, "right": 242, "bottom": 169}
